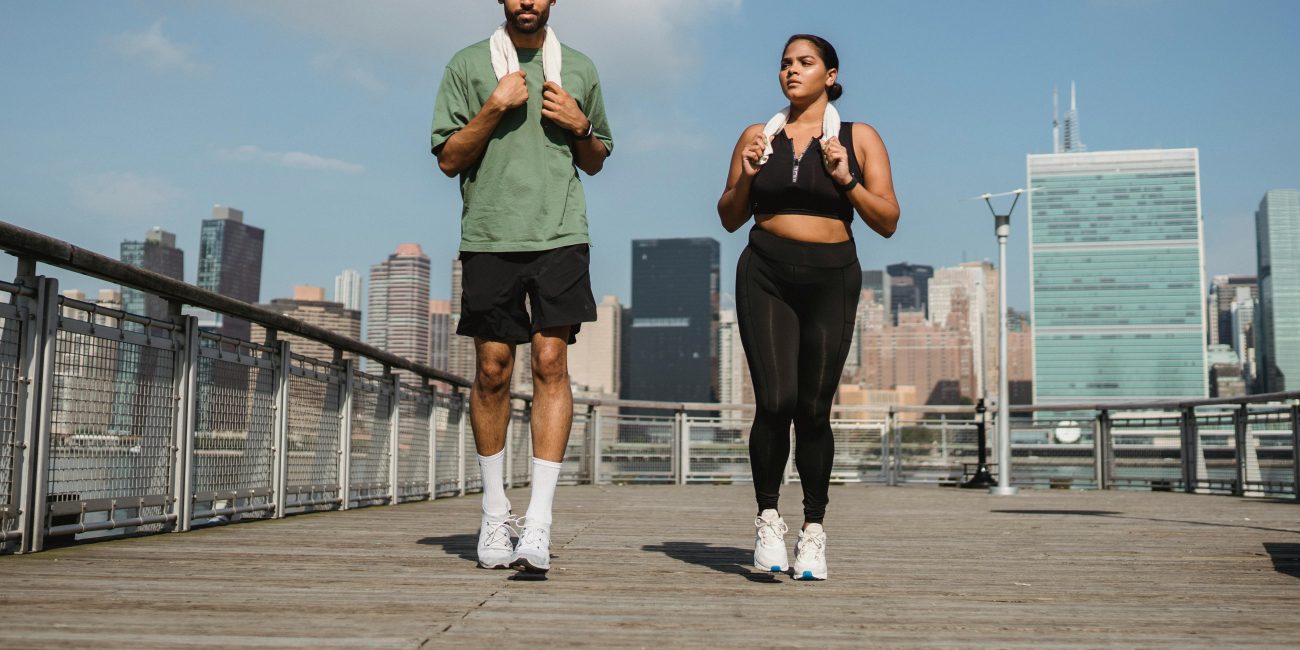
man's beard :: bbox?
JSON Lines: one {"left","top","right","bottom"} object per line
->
{"left": 506, "top": 8, "right": 549, "bottom": 34}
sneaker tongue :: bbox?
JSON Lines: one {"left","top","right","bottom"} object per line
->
{"left": 803, "top": 523, "right": 824, "bottom": 535}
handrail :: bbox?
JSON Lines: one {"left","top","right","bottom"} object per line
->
{"left": 1, "top": 219, "right": 471, "bottom": 388}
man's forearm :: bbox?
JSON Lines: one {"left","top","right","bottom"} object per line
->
{"left": 437, "top": 102, "right": 508, "bottom": 177}
{"left": 573, "top": 132, "right": 607, "bottom": 175}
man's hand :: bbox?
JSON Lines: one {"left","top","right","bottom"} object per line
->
{"left": 487, "top": 71, "right": 529, "bottom": 112}
{"left": 541, "top": 81, "right": 590, "bottom": 137}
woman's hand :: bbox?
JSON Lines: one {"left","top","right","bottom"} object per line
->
{"left": 741, "top": 132, "right": 767, "bottom": 177}
{"left": 821, "top": 136, "right": 853, "bottom": 185}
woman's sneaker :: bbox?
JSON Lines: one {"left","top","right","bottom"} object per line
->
{"left": 510, "top": 521, "right": 552, "bottom": 574}
{"left": 792, "top": 523, "right": 828, "bottom": 580}
{"left": 753, "top": 509, "right": 790, "bottom": 573}
{"left": 476, "top": 514, "right": 516, "bottom": 569}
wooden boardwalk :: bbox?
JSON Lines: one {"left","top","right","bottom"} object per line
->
{"left": 2, "top": 485, "right": 1298, "bottom": 648}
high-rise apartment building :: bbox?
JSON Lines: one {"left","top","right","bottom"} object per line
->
{"left": 334, "top": 269, "right": 363, "bottom": 312}
{"left": 623, "top": 238, "right": 720, "bottom": 405}
{"left": 251, "top": 285, "right": 362, "bottom": 362}
{"left": 368, "top": 244, "right": 431, "bottom": 382}
{"left": 568, "top": 295, "right": 623, "bottom": 396}
{"left": 928, "top": 261, "right": 999, "bottom": 400}
{"left": 120, "top": 227, "right": 183, "bottom": 320}
{"left": 446, "top": 258, "right": 477, "bottom": 382}
{"left": 1028, "top": 148, "right": 1207, "bottom": 403}
{"left": 1254, "top": 189, "right": 1300, "bottom": 392}
{"left": 429, "top": 299, "right": 452, "bottom": 373}
{"left": 197, "top": 206, "right": 264, "bottom": 340}
{"left": 859, "top": 311, "right": 974, "bottom": 405}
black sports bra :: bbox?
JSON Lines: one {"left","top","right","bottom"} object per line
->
{"left": 750, "top": 121, "right": 861, "bottom": 223}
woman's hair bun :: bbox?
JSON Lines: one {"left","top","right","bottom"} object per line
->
{"left": 829, "top": 82, "right": 843, "bottom": 101}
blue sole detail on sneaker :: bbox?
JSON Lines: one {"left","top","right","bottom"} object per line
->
{"left": 770, "top": 565, "right": 782, "bottom": 572}
{"left": 801, "top": 570, "right": 814, "bottom": 579}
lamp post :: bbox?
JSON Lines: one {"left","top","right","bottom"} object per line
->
{"left": 974, "top": 188, "right": 1033, "bottom": 496}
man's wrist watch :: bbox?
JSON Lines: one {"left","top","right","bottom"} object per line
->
{"left": 576, "top": 120, "right": 594, "bottom": 140}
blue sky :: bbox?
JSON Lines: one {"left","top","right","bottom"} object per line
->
{"left": 2, "top": 0, "right": 1297, "bottom": 313}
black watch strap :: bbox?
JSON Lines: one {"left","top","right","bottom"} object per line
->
{"left": 836, "top": 176, "right": 859, "bottom": 193}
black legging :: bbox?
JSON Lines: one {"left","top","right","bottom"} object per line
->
{"left": 737, "top": 227, "right": 861, "bottom": 524}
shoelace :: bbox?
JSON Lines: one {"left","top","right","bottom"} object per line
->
{"left": 482, "top": 516, "right": 520, "bottom": 548}
{"left": 754, "top": 517, "right": 789, "bottom": 545}
{"left": 517, "top": 524, "right": 550, "bottom": 549}
{"left": 797, "top": 531, "right": 826, "bottom": 561}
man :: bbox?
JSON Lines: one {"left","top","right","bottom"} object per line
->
{"left": 431, "top": 0, "right": 612, "bottom": 575}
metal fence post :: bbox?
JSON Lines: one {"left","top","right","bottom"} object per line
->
{"left": 884, "top": 410, "right": 896, "bottom": 486}
{"left": 504, "top": 406, "right": 514, "bottom": 490}
{"left": 457, "top": 390, "right": 467, "bottom": 496}
{"left": 1233, "top": 404, "right": 1247, "bottom": 497}
{"left": 1097, "top": 409, "right": 1112, "bottom": 490}
{"left": 172, "top": 314, "right": 199, "bottom": 531}
{"left": 13, "top": 273, "right": 56, "bottom": 553}
{"left": 270, "top": 339, "right": 291, "bottom": 518}
{"left": 427, "top": 381, "right": 437, "bottom": 501}
{"left": 338, "top": 359, "right": 354, "bottom": 510}
{"left": 22, "top": 276, "right": 57, "bottom": 553}
{"left": 1291, "top": 402, "right": 1300, "bottom": 502}
{"left": 387, "top": 371, "right": 400, "bottom": 505}
{"left": 1092, "top": 411, "right": 1105, "bottom": 490}
{"left": 587, "top": 404, "right": 600, "bottom": 485}
{"left": 676, "top": 409, "right": 689, "bottom": 485}
{"left": 1179, "top": 406, "right": 1198, "bottom": 494}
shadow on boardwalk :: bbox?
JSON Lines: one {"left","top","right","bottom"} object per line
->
{"left": 642, "top": 541, "right": 780, "bottom": 583}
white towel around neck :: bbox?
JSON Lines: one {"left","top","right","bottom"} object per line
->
{"left": 489, "top": 23, "right": 562, "bottom": 87}
{"left": 758, "top": 103, "right": 841, "bottom": 165}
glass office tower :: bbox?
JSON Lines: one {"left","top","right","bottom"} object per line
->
{"left": 1028, "top": 148, "right": 1208, "bottom": 404}
{"left": 1255, "top": 189, "right": 1300, "bottom": 392}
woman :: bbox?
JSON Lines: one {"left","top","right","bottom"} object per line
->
{"left": 716, "top": 34, "right": 899, "bottom": 580}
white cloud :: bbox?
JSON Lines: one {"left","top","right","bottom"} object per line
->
{"left": 312, "top": 52, "right": 388, "bottom": 93}
{"left": 107, "top": 20, "right": 208, "bottom": 75}
{"left": 226, "top": 0, "right": 742, "bottom": 87}
{"left": 71, "top": 172, "right": 187, "bottom": 220}
{"left": 220, "top": 145, "right": 365, "bottom": 174}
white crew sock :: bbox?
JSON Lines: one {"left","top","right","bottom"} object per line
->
{"left": 477, "top": 449, "right": 510, "bottom": 519}
{"left": 524, "top": 457, "right": 563, "bottom": 528}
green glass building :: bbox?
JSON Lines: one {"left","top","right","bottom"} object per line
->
{"left": 1255, "top": 189, "right": 1300, "bottom": 392}
{"left": 1027, "top": 148, "right": 1208, "bottom": 404}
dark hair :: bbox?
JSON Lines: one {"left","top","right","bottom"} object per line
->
{"left": 785, "top": 34, "right": 842, "bottom": 101}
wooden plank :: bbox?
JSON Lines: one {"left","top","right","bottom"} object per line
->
{"left": 1, "top": 486, "right": 1298, "bottom": 648}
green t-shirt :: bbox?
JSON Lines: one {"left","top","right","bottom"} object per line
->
{"left": 431, "top": 40, "right": 614, "bottom": 253}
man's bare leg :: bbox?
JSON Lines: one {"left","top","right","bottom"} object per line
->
{"left": 471, "top": 339, "right": 515, "bottom": 520}
{"left": 512, "top": 326, "right": 573, "bottom": 573}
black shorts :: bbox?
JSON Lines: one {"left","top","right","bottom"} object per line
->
{"left": 457, "top": 244, "right": 597, "bottom": 345}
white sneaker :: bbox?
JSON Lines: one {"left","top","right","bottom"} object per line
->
{"left": 510, "top": 520, "right": 551, "bottom": 574}
{"left": 793, "top": 523, "right": 828, "bottom": 580}
{"left": 753, "top": 509, "right": 789, "bottom": 573}
{"left": 476, "top": 514, "right": 516, "bottom": 569}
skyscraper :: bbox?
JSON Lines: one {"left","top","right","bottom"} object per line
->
{"left": 197, "top": 206, "right": 264, "bottom": 340}
{"left": 1254, "top": 189, "right": 1300, "bottom": 392}
{"left": 1207, "top": 275, "right": 1258, "bottom": 347}
{"left": 429, "top": 299, "right": 452, "bottom": 373}
{"left": 928, "top": 261, "right": 999, "bottom": 400}
{"left": 1053, "top": 82, "right": 1087, "bottom": 154}
{"left": 446, "top": 258, "right": 477, "bottom": 382}
{"left": 120, "top": 227, "right": 183, "bottom": 320}
{"left": 1028, "top": 148, "right": 1208, "bottom": 403}
{"left": 368, "top": 244, "right": 431, "bottom": 382}
{"left": 886, "top": 262, "right": 933, "bottom": 321}
{"left": 716, "top": 308, "right": 753, "bottom": 421}
{"left": 334, "top": 269, "right": 363, "bottom": 312}
{"left": 568, "top": 295, "right": 623, "bottom": 396}
{"left": 623, "top": 238, "right": 720, "bottom": 405}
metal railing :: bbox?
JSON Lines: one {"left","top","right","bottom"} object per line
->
{"left": 2, "top": 219, "right": 1297, "bottom": 554}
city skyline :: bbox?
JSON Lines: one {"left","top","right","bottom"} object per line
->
{"left": 3, "top": 2, "right": 1296, "bottom": 312}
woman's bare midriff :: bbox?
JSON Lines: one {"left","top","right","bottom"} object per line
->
{"left": 755, "top": 213, "right": 851, "bottom": 243}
